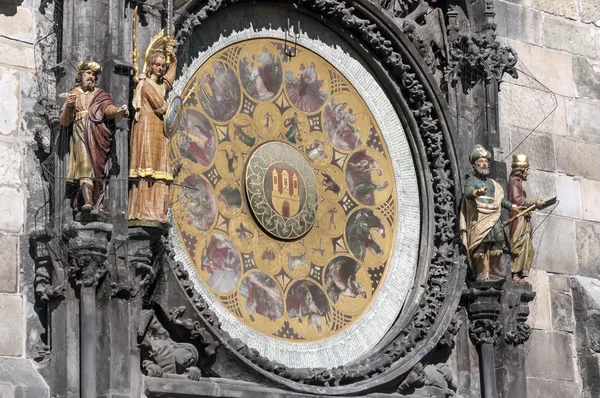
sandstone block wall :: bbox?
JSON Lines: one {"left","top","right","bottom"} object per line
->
{"left": 0, "top": 1, "right": 49, "bottom": 396}
{"left": 496, "top": 0, "right": 600, "bottom": 396}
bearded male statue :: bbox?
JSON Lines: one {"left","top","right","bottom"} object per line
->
{"left": 59, "top": 61, "right": 128, "bottom": 214}
{"left": 460, "top": 145, "right": 519, "bottom": 281}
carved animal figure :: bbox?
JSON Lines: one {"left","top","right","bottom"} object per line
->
{"left": 346, "top": 209, "right": 386, "bottom": 262}
{"left": 325, "top": 257, "right": 366, "bottom": 304}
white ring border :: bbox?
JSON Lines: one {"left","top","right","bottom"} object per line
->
{"left": 168, "top": 28, "right": 421, "bottom": 369}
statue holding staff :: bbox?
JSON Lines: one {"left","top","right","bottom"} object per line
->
{"left": 128, "top": 26, "right": 177, "bottom": 228}
{"left": 506, "top": 154, "right": 555, "bottom": 283}
{"left": 59, "top": 61, "right": 128, "bottom": 214}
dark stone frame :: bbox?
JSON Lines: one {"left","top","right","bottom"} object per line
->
{"left": 153, "top": 0, "right": 466, "bottom": 395}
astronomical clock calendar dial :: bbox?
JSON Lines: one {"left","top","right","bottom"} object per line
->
{"left": 169, "top": 36, "right": 419, "bottom": 368}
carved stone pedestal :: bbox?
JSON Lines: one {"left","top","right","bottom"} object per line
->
{"left": 496, "top": 282, "right": 535, "bottom": 398}
{"left": 64, "top": 222, "right": 112, "bottom": 398}
{"left": 128, "top": 226, "right": 165, "bottom": 397}
{"left": 465, "top": 279, "right": 505, "bottom": 398}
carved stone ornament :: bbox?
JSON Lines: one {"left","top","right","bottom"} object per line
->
{"left": 447, "top": 29, "right": 518, "bottom": 86}
{"left": 397, "top": 362, "right": 457, "bottom": 397}
{"left": 465, "top": 280, "right": 505, "bottom": 346}
{"left": 139, "top": 310, "right": 204, "bottom": 381}
{"left": 160, "top": 1, "right": 465, "bottom": 393}
{"left": 63, "top": 222, "right": 112, "bottom": 289}
{"left": 504, "top": 286, "right": 535, "bottom": 346}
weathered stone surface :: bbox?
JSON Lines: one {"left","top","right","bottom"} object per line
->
{"left": 526, "top": 170, "right": 556, "bottom": 213}
{"left": 0, "top": 357, "right": 49, "bottom": 397}
{"left": 566, "top": 99, "right": 600, "bottom": 143}
{"left": 507, "top": 39, "right": 574, "bottom": 97}
{"left": 581, "top": 0, "right": 600, "bottom": 25}
{"left": 495, "top": 1, "right": 543, "bottom": 45}
{"left": 0, "top": 234, "right": 18, "bottom": 293}
{"left": 553, "top": 175, "right": 582, "bottom": 219}
{"left": 582, "top": 179, "right": 600, "bottom": 222}
{"left": 509, "top": 128, "right": 555, "bottom": 172}
{"left": 577, "top": 220, "right": 600, "bottom": 278}
{"left": 525, "top": 330, "right": 576, "bottom": 381}
{"left": 549, "top": 275, "right": 574, "bottom": 332}
{"left": 0, "top": 141, "right": 21, "bottom": 187}
{"left": 0, "top": 66, "right": 20, "bottom": 136}
{"left": 543, "top": 17, "right": 599, "bottom": 59}
{"left": 555, "top": 137, "right": 600, "bottom": 179}
{"left": 0, "top": 6, "right": 34, "bottom": 43}
{"left": 0, "top": 293, "right": 23, "bottom": 356}
{"left": 0, "top": 37, "right": 34, "bottom": 70}
{"left": 528, "top": 269, "right": 552, "bottom": 330}
{"left": 533, "top": 214, "right": 578, "bottom": 274}
{"left": 533, "top": 0, "right": 577, "bottom": 19}
{"left": 573, "top": 57, "right": 600, "bottom": 101}
{"left": 0, "top": 187, "right": 24, "bottom": 233}
{"left": 499, "top": 82, "right": 566, "bottom": 136}
{"left": 526, "top": 377, "right": 580, "bottom": 398}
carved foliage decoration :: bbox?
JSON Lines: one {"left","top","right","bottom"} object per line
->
{"left": 173, "top": 0, "right": 461, "bottom": 387}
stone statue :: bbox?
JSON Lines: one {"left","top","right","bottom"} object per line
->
{"left": 460, "top": 145, "right": 518, "bottom": 281}
{"left": 59, "top": 61, "right": 128, "bottom": 213}
{"left": 398, "top": 363, "right": 457, "bottom": 397}
{"left": 140, "top": 311, "right": 202, "bottom": 381}
{"left": 128, "top": 30, "right": 177, "bottom": 228}
{"left": 507, "top": 154, "right": 544, "bottom": 284}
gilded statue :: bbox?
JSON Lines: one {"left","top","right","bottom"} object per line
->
{"left": 507, "top": 154, "right": 554, "bottom": 283}
{"left": 59, "top": 61, "right": 129, "bottom": 214}
{"left": 128, "top": 27, "right": 177, "bottom": 228}
{"left": 459, "top": 145, "right": 519, "bottom": 281}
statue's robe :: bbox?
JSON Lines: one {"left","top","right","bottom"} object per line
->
{"left": 508, "top": 176, "right": 535, "bottom": 276}
{"left": 59, "top": 87, "right": 120, "bottom": 209}
{"left": 460, "top": 176, "right": 513, "bottom": 263}
{"left": 128, "top": 62, "right": 176, "bottom": 226}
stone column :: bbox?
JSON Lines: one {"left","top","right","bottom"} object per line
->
{"left": 496, "top": 283, "right": 535, "bottom": 398}
{"left": 64, "top": 222, "right": 112, "bottom": 398}
{"left": 128, "top": 226, "right": 164, "bottom": 398}
{"left": 466, "top": 279, "right": 505, "bottom": 398}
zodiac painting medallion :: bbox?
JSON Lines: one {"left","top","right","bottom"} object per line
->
{"left": 170, "top": 38, "right": 400, "bottom": 345}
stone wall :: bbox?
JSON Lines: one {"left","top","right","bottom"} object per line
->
{"left": 0, "top": 1, "right": 49, "bottom": 396}
{"left": 495, "top": 0, "right": 600, "bottom": 396}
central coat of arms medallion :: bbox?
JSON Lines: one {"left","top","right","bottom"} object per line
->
{"left": 245, "top": 142, "right": 318, "bottom": 240}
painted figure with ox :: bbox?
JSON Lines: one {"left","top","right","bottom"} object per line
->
{"left": 128, "top": 31, "right": 177, "bottom": 228}
{"left": 59, "top": 61, "right": 128, "bottom": 214}
{"left": 240, "top": 272, "right": 284, "bottom": 322}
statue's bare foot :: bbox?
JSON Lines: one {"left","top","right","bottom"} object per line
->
{"left": 512, "top": 273, "right": 524, "bottom": 284}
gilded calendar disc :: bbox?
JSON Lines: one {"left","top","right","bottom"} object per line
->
{"left": 169, "top": 38, "right": 402, "bottom": 348}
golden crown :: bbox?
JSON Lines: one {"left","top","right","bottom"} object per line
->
{"left": 511, "top": 154, "right": 530, "bottom": 169}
